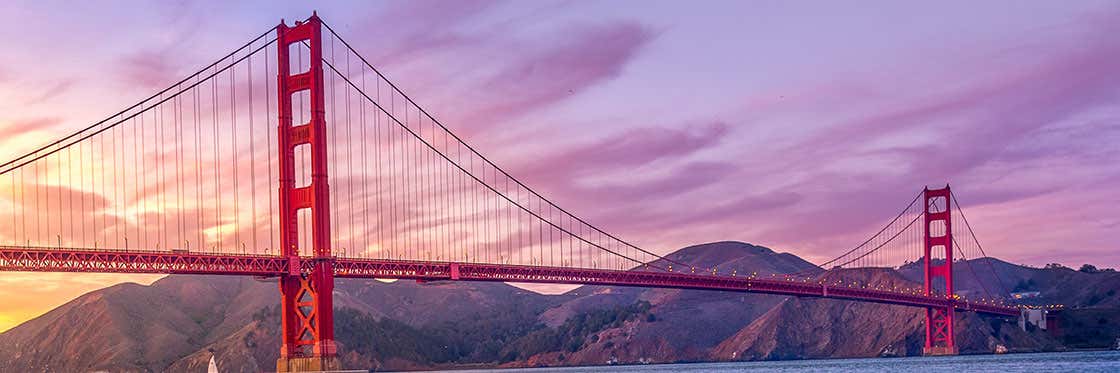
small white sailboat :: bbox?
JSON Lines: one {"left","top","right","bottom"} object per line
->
{"left": 207, "top": 355, "right": 219, "bottom": 373}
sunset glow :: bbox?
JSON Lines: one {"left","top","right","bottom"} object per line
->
{"left": 0, "top": 0, "right": 1118, "bottom": 333}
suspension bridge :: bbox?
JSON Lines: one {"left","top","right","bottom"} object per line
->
{"left": 0, "top": 14, "right": 1022, "bottom": 371}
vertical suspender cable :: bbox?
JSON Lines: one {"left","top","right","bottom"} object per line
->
{"left": 266, "top": 46, "right": 275, "bottom": 254}
{"left": 212, "top": 71, "right": 221, "bottom": 251}
{"left": 248, "top": 46, "right": 259, "bottom": 253}
{"left": 231, "top": 61, "right": 240, "bottom": 252}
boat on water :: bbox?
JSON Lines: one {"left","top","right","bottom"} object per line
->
{"left": 879, "top": 344, "right": 902, "bottom": 358}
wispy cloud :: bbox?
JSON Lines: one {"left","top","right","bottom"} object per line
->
{"left": 348, "top": 0, "right": 500, "bottom": 66}
{"left": 19, "top": 79, "right": 75, "bottom": 106}
{"left": 119, "top": 50, "right": 184, "bottom": 89}
{"left": 459, "top": 22, "right": 656, "bottom": 127}
{"left": 1, "top": 117, "right": 64, "bottom": 138}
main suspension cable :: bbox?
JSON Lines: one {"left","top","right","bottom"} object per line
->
{"left": 317, "top": 21, "right": 690, "bottom": 271}
{"left": 0, "top": 27, "right": 279, "bottom": 176}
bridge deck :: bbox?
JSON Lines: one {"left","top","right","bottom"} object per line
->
{"left": 0, "top": 247, "right": 1018, "bottom": 316}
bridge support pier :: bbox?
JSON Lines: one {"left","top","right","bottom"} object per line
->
{"left": 277, "top": 354, "right": 341, "bottom": 373}
{"left": 922, "top": 306, "right": 958, "bottom": 356}
{"left": 923, "top": 346, "right": 959, "bottom": 356}
{"left": 277, "top": 263, "right": 340, "bottom": 372}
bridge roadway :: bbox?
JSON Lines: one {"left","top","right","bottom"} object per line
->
{"left": 0, "top": 246, "right": 1019, "bottom": 317}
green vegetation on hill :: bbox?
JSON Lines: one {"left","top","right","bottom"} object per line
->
{"left": 255, "top": 302, "right": 545, "bottom": 365}
{"left": 333, "top": 300, "right": 656, "bottom": 365}
{"left": 499, "top": 301, "right": 654, "bottom": 362}
{"left": 336, "top": 308, "right": 451, "bottom": 363}
{"left": 300, "top": 299, "right": 657, "bottom": 366}
{"left": 418, "top": 300, "right": 544, "bottom": 363}
{"left": 1058, "top": 307, "right": 1120, "bottom": 349}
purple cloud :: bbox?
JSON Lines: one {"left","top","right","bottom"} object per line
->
{"left": 347, "top": 0, "right": 498, "bottom": 67}
{"left": 119, "top": 49, "right": 182, "bottom": 89}
{"left": 517, "top": 122, "right": 727, "bottom": 185}
{"left": 460, "top": 22, "right": 656, "bottom": 128}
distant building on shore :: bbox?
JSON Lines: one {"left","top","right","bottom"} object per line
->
{"left": 1011, "top": 291, "right": 1041, "bottom": 299}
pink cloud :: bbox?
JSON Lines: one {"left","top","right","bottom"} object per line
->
{"left": 2, "top": 117, "right": 63, "bottom": 137}
{"left": 18, "top": 79, "right": 75, "bottom": 107}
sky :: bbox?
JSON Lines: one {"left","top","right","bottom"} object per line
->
{"left": 0, "top": 0, "right": 1118, "bottom": 331}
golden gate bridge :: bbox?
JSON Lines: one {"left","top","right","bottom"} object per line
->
{"left": 0, "top": 13, "right": 1021, "bottom": 371}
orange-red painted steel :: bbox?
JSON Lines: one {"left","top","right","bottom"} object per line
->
{"left": 923, "top": 186, "right": 956, "bottom": 354}
{"left": 0, "top": 246, "right": 288, "bottom": 275}
{"left": 275, "top": 14, "right": 336, "bottom": 365}
{"left": 0, "top": 247, "right": 1018, "bottom": 317}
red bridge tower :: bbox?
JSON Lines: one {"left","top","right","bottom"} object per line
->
{"left": 923, "top": 185, "right": 957, "bottom": 355}
{"left": 275, "top": 14, "right": 340, "bottom": 371}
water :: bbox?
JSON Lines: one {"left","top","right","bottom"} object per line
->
{"left": 433, "top": 351, "right": 1120, "bottom": 373}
